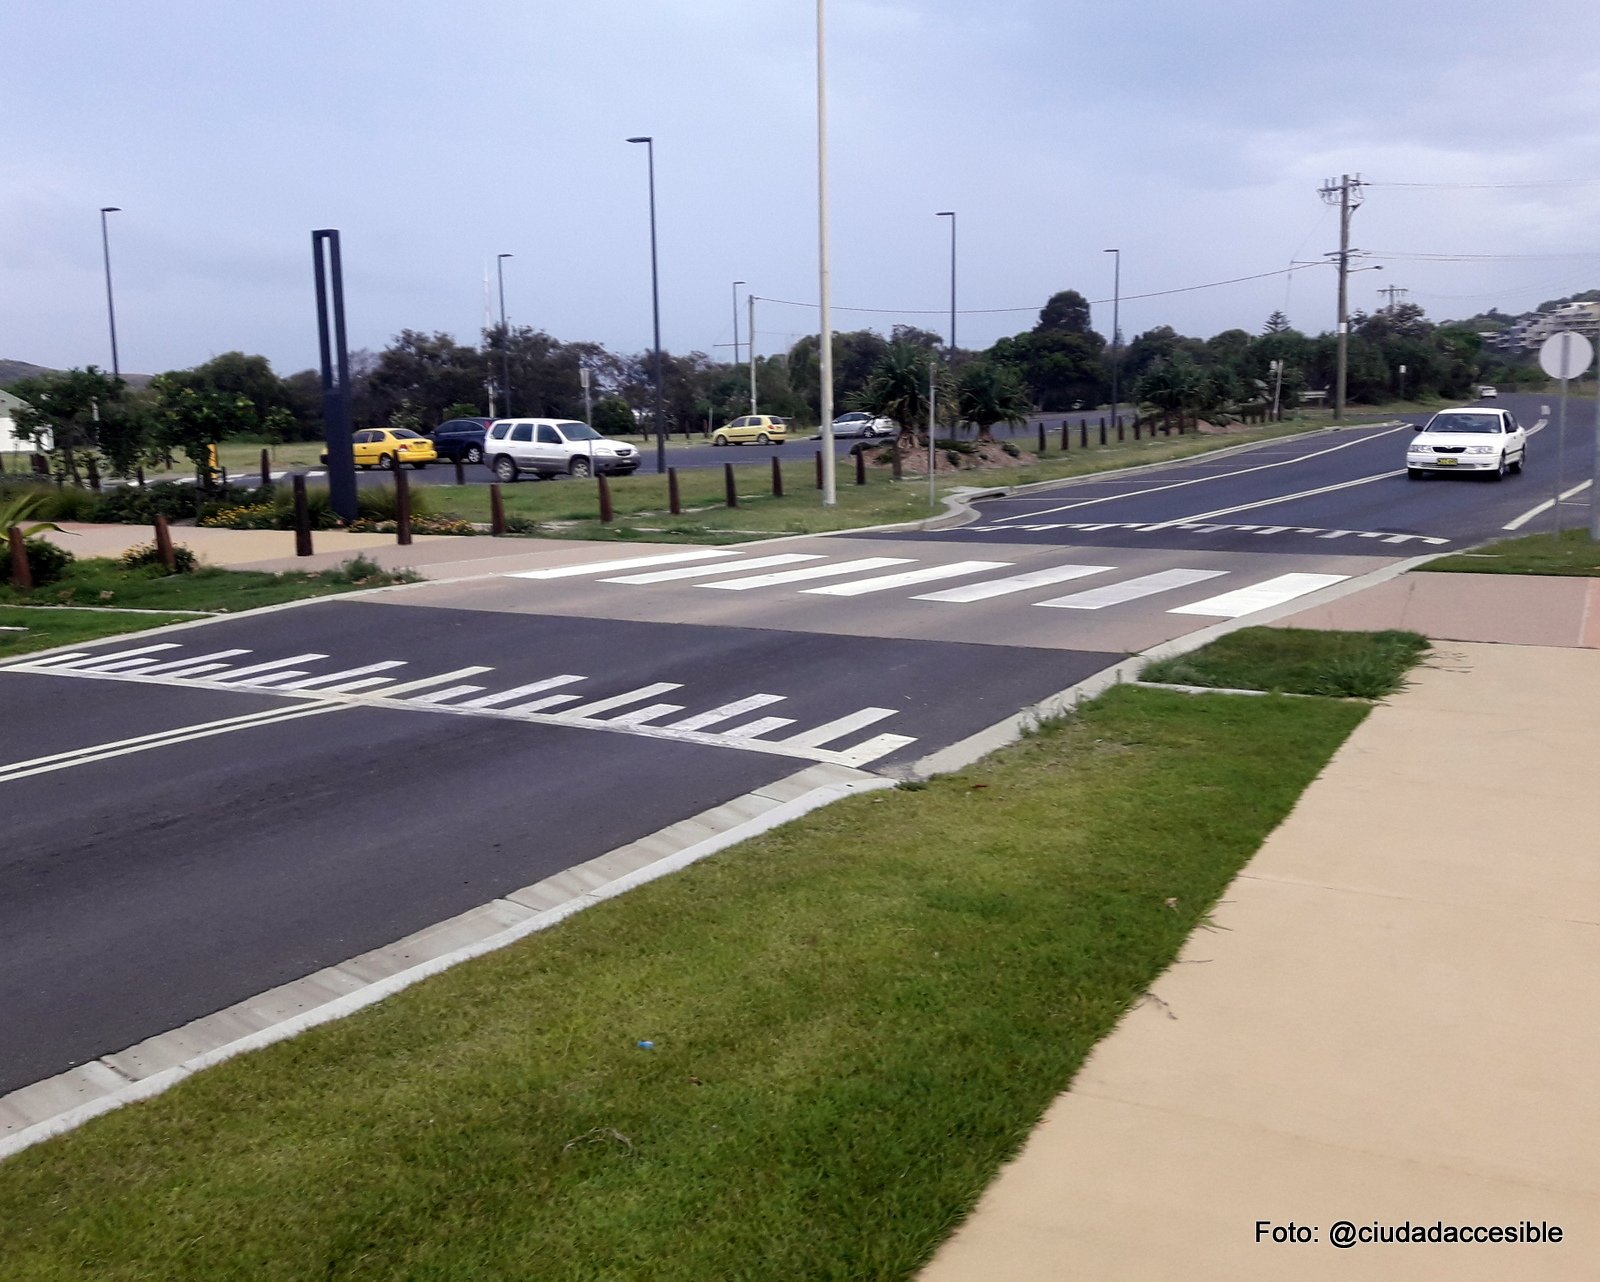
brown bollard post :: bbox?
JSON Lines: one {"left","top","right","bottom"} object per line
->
{"left": 31, "top": 453, "right": 48, "bottom": 475}
{"left": 8, "top": 526, "right": 32, "bottom": 590}
{"left": 814, "top": 450, "right": 823, "bottom": 490}
{"left": 153, "top": 514, "right": 176, "bottom": 572}
{"left": 1079, "top": 422, "right": 1088, "bottom": 449}
{"left": 454, "top": 457, "right": 466, "bottom": 485}
{"left": 260, "top": 447, "right": 270, "bottom": 488}
{"left": 891, "top": 442, "right": 903, "bottom": 480}
{"left": 1060, "top": 421, "right": 1068, "bottom": 451}
{"left": 724, "top": 461, "right": 738, "bottom": 509}
{"left": 1117, "top": 418, "right": 1125, "bottom": 442}
{"left": 292, "top": 474, "right": 314, "bottom": 557}
{"left": 1099, "top": 420, "right": 1107, "bottom": 446}
{"left": 855, "top": 447, "right": 866, "bottom": 485}
{"left": 668, "top": 467, "right": 682, "bottom": 515}
{"left": 489, "top": 482, "right": 507, "bottom": 536}
{"left": 136, "top": 464, "right": 146, "bottom": 488}
{"left": 394, "top": 466, "right": 413, "bottom": 546}
{"left": 597, "top": 474, "right": 614, "bottom": 523}
{"left": 1037, "top": 423, "right": 1046, "bottom": 454}
{"left": 771, "top": 455, "right": 784, "bottom": 498}
{"left": 1134, "top": 420, "right": 1142, "bottom": 441}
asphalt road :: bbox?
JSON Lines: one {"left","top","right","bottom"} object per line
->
{"left": 4, "top": 389, "right": 1588, "bottom": 1099}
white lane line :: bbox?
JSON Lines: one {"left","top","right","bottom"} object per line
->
{"left": 720, "top": 716, "right": 797, "bottom": 739}
{"left": 667, "top": 694, "right": 786, "bottom": 732}
{"left": 914, "top": 563, "right": 1114, "bottom": 603}
{"left": 1504, "top": 480, "right": 1593, "bottom": 531}
{"left": 137, "top": 649, "right": 252, "bottom": 675}
{"left": 702, "top": 557, "right": 914, "bottom": 591}
{"left": 461, "top": 676, "right": 587, "bottom": 708}
{"left": 208, "top": 654, "right": 330, "bottom": 683}
{"left": 1036, "top": 568, "right": 1228, "bottom": 610}
{"left": 1169, "top": 573, "right": 1350, "bottom": 618}
{"left": 563, "top": 682, "right": 684, "bottom": 718}
{"left": 606, "top": 703, "right": 686, "bottom": 726}
{"left": 989, "top": 423, "right": 1415, "bottom": 523}
{"left": 272, "top": 662, "right": 409, "bottom": 690}
{"left": 38, "top": 644, "right": 182, "bottom": 671}
{"left": 510, "top": 549, "right": 742, "bottom": 579}
{"left": 409, "top": 685, "right": 489, "bottom": 705}
{"left": 835, "top": 733, "right": 918, "bottom": 767}
{"left": 1140, "top": 469, "right": 1402, "bottom": 530}
{"left": 779, "top": 707, "right": 899, "bottom": 749}
{"left": 803, "top": 560, "right": 1011, "bottom": 597}
{"left": 604, "top": 553, "right": 822, "bottom": 584}
{"left": 0, "top": 704, "right": 346, "bottom": 784}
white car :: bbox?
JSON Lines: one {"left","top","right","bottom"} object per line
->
{"left": 830, "top": 411, "right": 894, "bottom": 438}
{"left": 1406, "top": 407, "right": 1525, "bottom": 482}
{"left": 484, "top": 418, "right": 640, "bottom": 482}
{"left": 1478, "top": 386, "right": 1499, "bottom": 399}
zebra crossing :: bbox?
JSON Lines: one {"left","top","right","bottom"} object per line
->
{"left": 963, "top": 520, "right": 1450, "bottom": 545}
{"left": 507, "top": 549, "right": 1352, "bottom": 619}
{"left": 0, "top": 643, "right": 915, "bottom": 769}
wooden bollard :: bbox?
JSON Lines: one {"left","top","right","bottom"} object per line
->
{"left": 771, "top": 456, "right": 784, "bottom": 498}
{"left": 1134, "top": 420, "right": 1142, "bottom": 441}
{"left": 136, "top": 464, "right": 146, "bottom": 488}
{"left": 1079, "top": 422, "right": 1088, "bottom": 449}
{"left": 1117, "top": 419, "right": 1125, "bottom": 442}
{"left": 855, "top": 447, "right": 866, "bottom": 485}
{"left": 814, "top": 450, "right": 823, "bottom": 490}
{"left": 1060, "top": 422, "right": 1069, "bottom": 451}
{"left": 1037, "top": 423, "right": 1046, "bottom": 454}
{"left": 394, "top": 466, "right": 413, "bottom": 546}
{"left": 8, "top": 526, "right": 32, "bottom": 590}
{"left": 454, "top": 457, "right": 466, "bottom": 485}
{"left": 891, "top": 443, "right": 903, "bottom": 480}
{"left": 669, "top": 467, "right": 682, "bottom": 515}
{"left": 260, "top": 447, "right": 270, "bottom": 488}
{"left": 489, "top": 482, "right": 507, "bottom": 535}
{"left": 292, "top": 474, "right": 314, "bottom": 556}
{"left": 597, "top": 474, "right": 614, "bottom": 523}
{"left": 153, "top": 514, "right": 176, "bottom": 571}
{"left": 724, "top": 461, "right": 738, "bottom": 508}
{"left": 1099, "top": 421, "right": 1107, "bottom": 446}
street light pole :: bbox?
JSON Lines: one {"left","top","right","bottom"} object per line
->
{"left": 816, "top": 0, "right": 836, "bottom": 506}
{"left": 748, "top": 293, "right": 758, "bottom": 415}
{"left": 731, "top": 280, "right": 745, "bottom": 372}
{"left": 99, "top": 207, "right": 122, "bottom": 377}
{"left": 1104, "top": 248, "right": 1120, "bottom": 432}
{"left": 936, "top": 211, "right": 956, "bottom": 356}
{"left": 496, "top": 253, "right": 513, "bottom": 416}
{"left": 627, "top": 136, "right": 667, "bottom": 474}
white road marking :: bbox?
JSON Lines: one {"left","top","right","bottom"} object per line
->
{"left": 563, "top": 682, "right": 684, "bottom": 718}
{"left": 511, "top": 549, "right": 741, "bottom": 579}
{"left": 702, "top": 557, "right": 914, "bottom": 590}
{"left": 34, "top": 643, "right": 181, "bottom": 670}
{"left": 231, "top": 670, "right": 311, "bottom": 686}
{"left": 409, "top": 685, "right": 490, "bottom": 704}
{"left": 137, "top": 649, "right": 252, "bottom": 675}
{"left": 779, "top": 707, "right": 898, "bottom": 748}
{"left": 208, "top": 654, "right": 330, "bottom": 683}
{"left": 668, "top": 694, "right": 787, "bottom": 731}
{"left": 604, "top": 553, "right": 821, "bottom": 583}
{"left": 913, "top": 563, "right": 1115, "bottom": 603}
{"left": 460, "top": 676, "right": 587, "bottom": 708}
{"left": 1168, "top": 573, "right": 1350, "bottom": 618}
{"left": 720, "top": 716, "right": 797, "bottom": 739}
{"left": 803, "top": 560, "right": 1011, "bottom": 597}
{"left": 835, "top": 733, "right": 918, "bottom": 767}
{"left": 1140, "top": 469, "right": 1402, "bottom": 530}
{"left": 1036, "top": 568, "right": 1228, "bottom": 610}
{"left": 606, "top": 703, "right": 687, "bottom": 726}
{"left": 379, "top": 667, "right": 496, "bottom": 697}
{"left": 1503, "top": 479, "right": 1593, "bottom": 531}
{"left": 272, "top": 662, "right": 409, "bottom": 690}
{"left": 504, "top": 693, "right": 584, "bottom": 712}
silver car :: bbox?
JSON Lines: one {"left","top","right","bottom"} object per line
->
{"left": 831, "top": 411, "right": 894, "bottom": 438}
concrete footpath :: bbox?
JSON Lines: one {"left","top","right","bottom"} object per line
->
{"left": 921, "top": 592, "right": 1600, "bottom": 1279}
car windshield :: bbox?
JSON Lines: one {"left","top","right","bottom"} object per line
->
{"left": 556, "top": 422, "right": 602, "bottom": 441}
{"left": 1424, "top": 414, "right": 1501, "bottom": 434}
{"left": 835, "top": 412, "right": 866, "bottom": 422}
{"left": 391, "top": 429, "right": 425, "bottom": 439}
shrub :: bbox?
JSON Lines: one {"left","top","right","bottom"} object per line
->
{"left": 119, "top": 542, "right": 198, "bottom": 573}
{"left": 318, "top": 554, "right": 423, "bottom": 586}
{"left": 1001, "top": 441, "right": 1020, "bottom": 457}
{"left": 356, "top": 485, "right": 433, "bottom": 522}
{"left": 346, "top": 515, "right": 474, "bottom": 536}
{"left": 3, "top": 538, "right": 75, "bottom": 587}
{"left": 272, "top": 486, "right": 340, "bottom": 530}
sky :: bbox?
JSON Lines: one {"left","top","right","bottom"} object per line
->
{"left": 6, "top": 0, "right": 1600, "bottom": 379}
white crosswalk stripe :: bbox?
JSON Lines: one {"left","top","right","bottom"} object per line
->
{"left": 1168, "top": 573, "right": 1348, "bottom": 618}
{"left": 913, "top": 563, "right": 1114, "bottom": 603}
{"left": 702, "top": 557, "right": 914, "bottom": 590}
{"left": 1036, "top": 568, "right": 1228, "bottom": 610}
{"left": 512, "top": 549, "right": 741, "bottom": 579}
{"left": 604, "top": 553, "right": 822, "bottom": 583}
{"left": 804, "top": 560, "right": 1011, "bottom": 596}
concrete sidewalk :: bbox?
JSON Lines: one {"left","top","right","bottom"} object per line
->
{"left": 922, "top": 637, "right": 1599, "bottom": 1278}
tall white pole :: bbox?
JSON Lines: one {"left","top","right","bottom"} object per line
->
{"left": 816, "top": 0, "right": 837, "bottom": 506}
{"left": 928, "top": 358, "right": 937, "bottom": 511}
{"left": 749, "top": 294, "right": 758, "bottom": 414}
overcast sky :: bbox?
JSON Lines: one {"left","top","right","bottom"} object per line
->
{"left": 6, "top": 0, "right": 1600, "bottom": 378}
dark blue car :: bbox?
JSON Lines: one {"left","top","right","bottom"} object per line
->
{"left": 428, "top": 417, "right": 491, "bottom": 464}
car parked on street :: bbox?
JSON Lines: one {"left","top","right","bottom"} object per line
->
{"left": 829, "top": 411, "right": 894, "bottom": 438}
{"left": 712, "top": 415, "right": 789, "bottom": 446}
{"left": 428, "top": 417, "right": 491, "bottom": 464}
{"left": 318, "top": 428, "right": 438, "bottom": 470}
{"left": 1478, "top": 386, "right": 1499, "bottom": 399}
{"left": 1406, "top": 407, "right": 1525, "bottom": 481}
{"left": 483, "top": 418, "right": 640, "bottom": 481}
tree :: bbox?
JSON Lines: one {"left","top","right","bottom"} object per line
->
{"left": 853, "top": 343, "right": 949, "bottom": 444}
{"left": 955, "top": 361, "right": 1031, "bottom": 442}
{"left": 7, "top": 367, "right": 127, "bottom": 485}
{"left": 592, "top": 397, "right": 636, "bottom": 438}
{"left": 179, "top": 352, "right": 291, "bottom": 435}
{"left": 367, "top": 331, "right": 485, "bottom": 426}
{"left": 990, "top": 329, "right": 1105, "bottom": 411}
{"left": 150, "top": 373, "right": 256, "bottom": 489}
{"left": 1035, "top": 290, "right": 1095, "bottom": 336}
{"left": 1133, "top": 355, "right": 1203, "bottom": 429}
{"left": 1263, "top": 311, "right": 1291, "bottom": 334}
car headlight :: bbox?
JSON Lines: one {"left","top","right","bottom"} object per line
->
{"left": 1466, "top": 446, "right": 1495, "bottom": 454}
{"left": 1407, "top": 446, "right": 1429, "bottom": 455}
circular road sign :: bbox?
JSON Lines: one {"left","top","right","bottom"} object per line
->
{"left": 1538, "top": 330, "right": 1594, "bottom": 380}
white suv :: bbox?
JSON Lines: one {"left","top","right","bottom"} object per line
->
{"left": 484, "top": 419, "right": 640, "bottom": 482}
{"left": 1406, "top": 407, "right": 1525, "bottom": 481}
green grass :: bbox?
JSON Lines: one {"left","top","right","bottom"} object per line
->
{"left": 1142, "top": 626, "right": 1430, "bottom": 699}
{"left": 0, "top": 606, "right": 200, "bottom": 658}
{"left": 1419, "top": 528, "right": 1600, "bottom": 577}
{"left": 0, "top": 687, "right": 1367, "bottom": 1281}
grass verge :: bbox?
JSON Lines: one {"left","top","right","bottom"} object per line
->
{"left": 0, "top": 686, "right": 1367, "bottom": 1280}
{"left": 1418, "top": 527, "right": 1600, "bottom": 577}
{"left": 1141, "top": 626, "right": 1430, "bottom": 699}
{"left": 0, "top": 606, "right": 199, "bottom": 659}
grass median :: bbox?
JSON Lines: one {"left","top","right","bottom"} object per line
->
{"left": 1142, "top": 626, "right": 1430, "bottom": 699}
{"left": 0, "top": 685, "right": 1369, "bottom": 1280}
{"left": 1419, "top": 527, "right": 1600, "bottom": 577}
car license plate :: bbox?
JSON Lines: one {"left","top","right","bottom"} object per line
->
{"left": 1435, "top": 457, "right": 1457, "bottom": 466}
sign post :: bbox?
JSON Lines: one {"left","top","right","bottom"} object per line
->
{"left": 1538, "top": 331, "right": 1594, "bottom": 535}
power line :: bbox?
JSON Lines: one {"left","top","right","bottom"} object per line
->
{"left": 1367, "top": 250, "right": 1600, "bottom": 262}
{"left": 1367, "top": 179, "right": 1600, "bottom": 190}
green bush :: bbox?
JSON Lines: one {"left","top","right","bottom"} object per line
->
{"left": 356, "top": 485, "right": 433, "bottom": 522}
{"left": 3, "top": 538, "right": 75, "bottom": 587}
{"left": 272, "top": 486, "right": 340, "bottom": 530}
{"left": 119, "top": 542, "right": 198, "bottom": 573}
{"left": 317, "top": 554, "right": 423, "bottom": 586}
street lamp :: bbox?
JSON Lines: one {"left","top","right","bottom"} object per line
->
{"left": 496, "top": 253, "right": 513, "bottom": 416}
{"left": 99, "top": 207, "right": 121, "bottom": 377}
{"left": 936, "top": 211, "right": 956, "bottom": 357}
{"left": 731, "top": 280, "right": 746, "bottom": 371}
{"left": 816, "top": 0, "right": 836, "bottom": 506}
{"left": 1104, "top": 248, "right": 1120, "bottom": 432}
{"left": 627, "top": 136, "right": 666, "bottom": 474}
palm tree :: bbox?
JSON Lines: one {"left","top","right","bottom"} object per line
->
{"left": 956, "top": 361, "right": 1031, "bottom": 442}
{"left": 852, "top": 343, "right": 948, "bottom": 445}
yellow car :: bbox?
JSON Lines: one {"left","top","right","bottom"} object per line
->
{"left": 352, "top": 428, "right": 437, "bottom": 470}
{"left": 712, "top": 414, "right": 789, "bottom": 446}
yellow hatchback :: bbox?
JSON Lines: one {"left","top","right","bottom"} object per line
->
{"left": 712, "top": 415, "right": 789, "bottom": 446}
{"left": 352, "top": 428, "right": 437, "bottom": 470}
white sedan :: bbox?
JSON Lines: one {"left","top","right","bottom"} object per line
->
{"left": 830, "top": 411, "right": 894, "bottom": 438}
{"left": 1406, "top": 408, "right": 1526, "bottom": 481}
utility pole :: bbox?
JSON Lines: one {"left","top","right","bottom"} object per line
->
{"left": 1319, "top": 174, "right": 1364, "bottom": 423}
{"left": 748, "top": 293, "right": 758, "bottom": 414}
{"left": 1377, "top": 284, "right": 1408, "bottom": 313}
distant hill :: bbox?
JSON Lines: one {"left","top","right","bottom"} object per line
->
{"left": 0, "top": 358, "right": 153, "bottom": 390}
